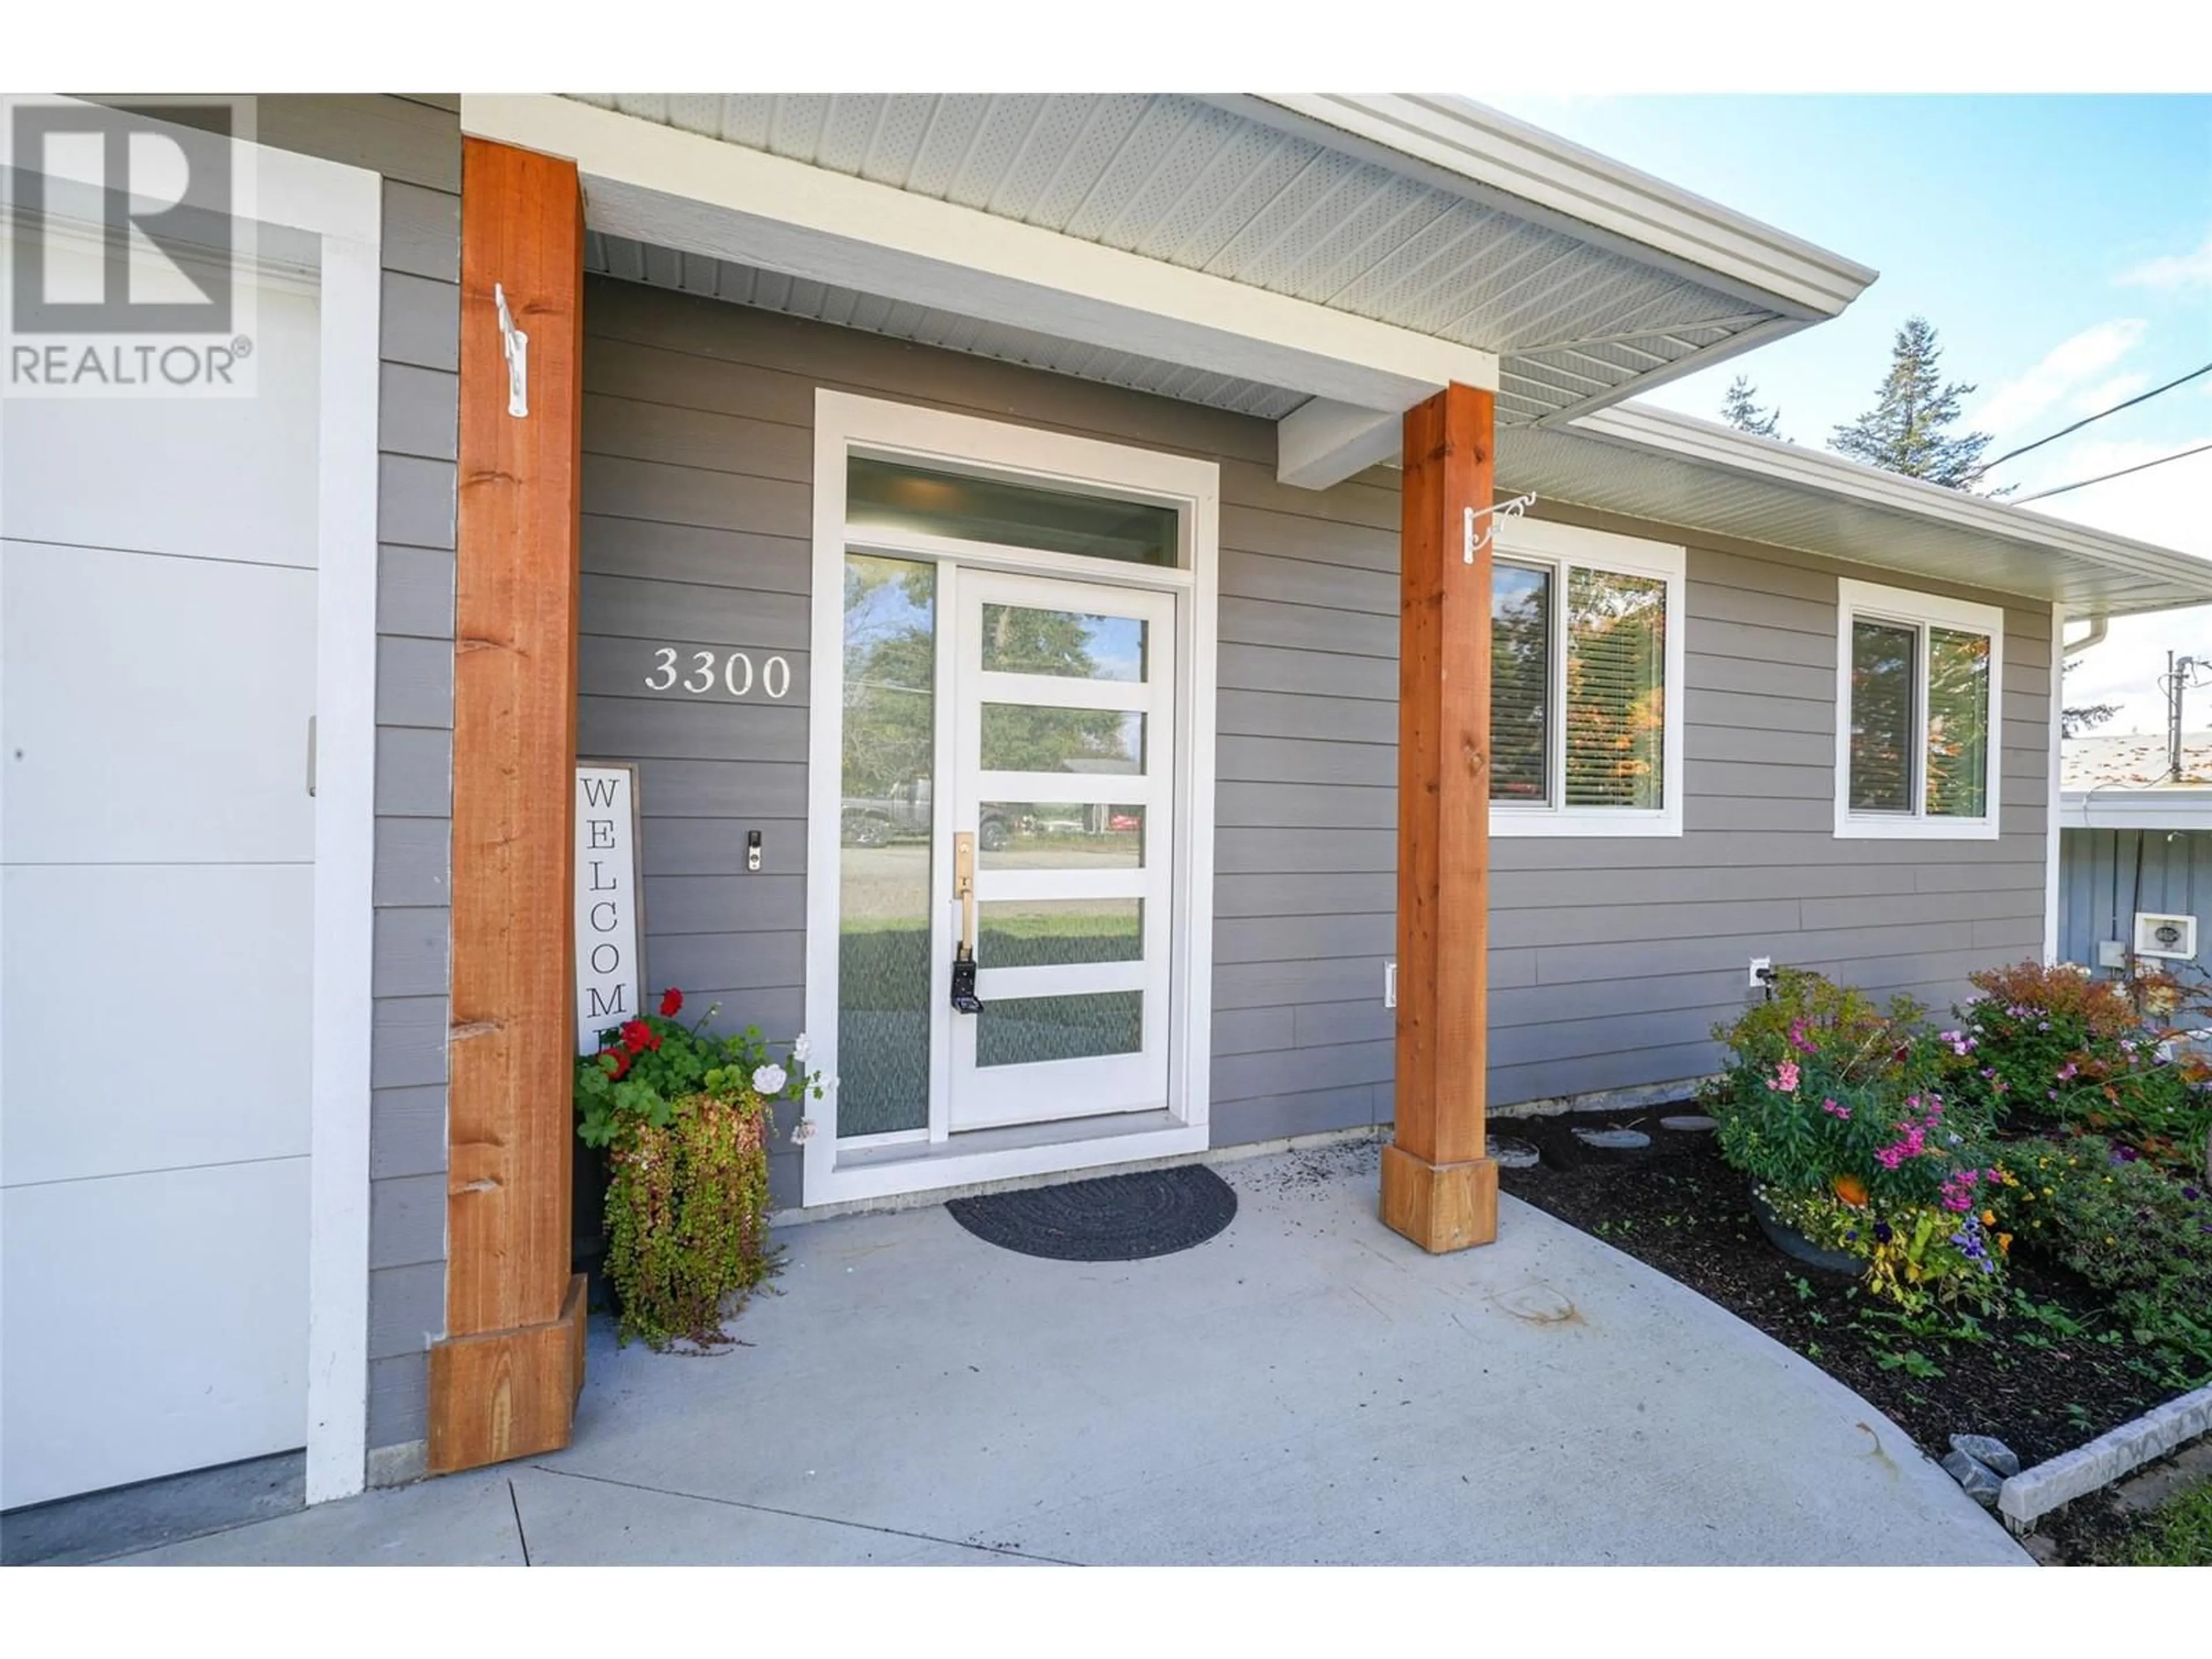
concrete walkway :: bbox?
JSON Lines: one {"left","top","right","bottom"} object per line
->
{"left": 115, "top": 1139, "right": 2026, "bottom": 1566}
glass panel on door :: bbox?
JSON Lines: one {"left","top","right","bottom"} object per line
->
{"left": 949, "top": 571, "right": 1176, "bottom": 1132}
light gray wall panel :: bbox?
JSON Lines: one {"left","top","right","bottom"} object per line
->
{"left": 247, "top": 96, "right": 466, "bottom": 1456}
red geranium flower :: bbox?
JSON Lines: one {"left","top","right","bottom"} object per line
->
{"left": 660, "top": 987, "right": 683, "bottom": 1017}
{"left": 619, "top": 1018, "right": 658, "bottom": 1054}
{"left": 600, "top": 1047, "right": 632, "bottom": 1081}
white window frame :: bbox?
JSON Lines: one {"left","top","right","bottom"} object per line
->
{"left": 1834, "top": 577, "right": 2004, "bottom": 842}
{"left": 1488, "top": 516, "right": 1685, "bottom": 838}
{"left": 802, "top": 390, "right": 1219, "bottom": 1207}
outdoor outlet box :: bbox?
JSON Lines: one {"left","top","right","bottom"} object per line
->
{"left": 2098, "top": 940, "right": 2128, "bottom": 969}
{"left": 1748, "top": 955, "right": 1772, "bottom": 991}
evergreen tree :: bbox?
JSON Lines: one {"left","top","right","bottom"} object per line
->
{"left": 1720, "top": 374, "right": 1783, "bottom": 439}
{"left": 1829, "top": 316, "right": 1998, "bottom": 491}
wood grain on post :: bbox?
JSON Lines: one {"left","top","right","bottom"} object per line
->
{"left": 428, "top": 135, "right": 588, "bottom": 1472}
{"left": 1381, "top": 382, "right": 1499, "bottom": 1253}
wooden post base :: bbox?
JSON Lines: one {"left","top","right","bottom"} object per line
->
{"left": 426, "top": 1272, "right": 588, "bottom": 1474}
{"left": 1379, "top": 1143, "right": 1498, "bottom": 1254}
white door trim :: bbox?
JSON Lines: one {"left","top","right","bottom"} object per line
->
{"left": 10, "top": 99, "right": 384, "bottom": 1504}
{"left": 805, "top": 390, "right": 1218, "bottom": 1206}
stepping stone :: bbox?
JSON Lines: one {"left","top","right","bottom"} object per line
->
{"left": 1487, "top": 1136, "right": 1540, "bottom": 1169}
{"left": 1572, "top": 1127, "right": 1651, "bottom": 1153}
{"left": 1660, "top": 1114, "right": 1717, "bottom": 1132}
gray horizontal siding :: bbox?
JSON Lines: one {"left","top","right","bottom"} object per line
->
{"left": 250, "top": 95, "right": 464, "bottom": 1452}
{"left": 578, "top": 274, "right": 2055, "bottom": 1183}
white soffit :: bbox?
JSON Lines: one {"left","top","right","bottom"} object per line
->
{"left": 1500, "top": 405, "right": 2212, "bottom": 616}
{"left": 584, "top": 232, "right": 1309, "bottom": 421}
{"left": 556, "top": 93, "right": 1872, "bottom": 430}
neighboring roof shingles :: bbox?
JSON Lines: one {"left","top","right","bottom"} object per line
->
{"left": 2062, "top": 732, "right": 2212, "bottom": 791}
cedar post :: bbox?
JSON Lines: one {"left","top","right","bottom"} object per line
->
{"left": 1380, "top": 382, "right": 1499, "bottom": 1253}
{"left": 426, "top": 136, "right": 588, "bottom": 1472}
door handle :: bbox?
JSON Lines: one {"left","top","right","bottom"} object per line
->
{"left": 950, "top": 831, "right": 983, "bottom": 1014}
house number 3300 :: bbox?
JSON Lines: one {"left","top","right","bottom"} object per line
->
{"left": 645, "top": 647, "right": 791, "bottom": 700}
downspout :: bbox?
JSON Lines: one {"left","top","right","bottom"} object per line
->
{"left": 2049, "top": 611, "right": 2109, "bottom": 964}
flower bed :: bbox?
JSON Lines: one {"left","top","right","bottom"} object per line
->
{"left": 1495, "top": 959, "right": 2212, "bottom": 1482}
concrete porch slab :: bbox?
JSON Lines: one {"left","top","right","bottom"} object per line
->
{"left": 101, "top": 1140, "right": 2027, "bottom": 1566}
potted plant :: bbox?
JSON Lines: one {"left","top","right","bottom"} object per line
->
{"left": 1709, "top": 969, "right": 2008, "bottom": 1312}
{"left": 574, "top": 988, "right": 822, "bottom": 1350}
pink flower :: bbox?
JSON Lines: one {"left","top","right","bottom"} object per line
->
{"left": 1787, "top": 1018, "right": 1819, "bottom": 1056}
{"left": 1770, "top": 1060, "right": 1801, "bottom": 1094}
{"left": 1821, "top": 1097, "right": 1852, "bottom": 1120}
{"left": 1876, "top": 1145, "right": 1907, "bottom": 1171}
{"left": 2056, "top": 1060, "right": 2077, "bottom": 1081}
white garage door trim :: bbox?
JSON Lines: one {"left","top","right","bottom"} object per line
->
{"left": 28, "top": 97, "right": 388, "bottom": 1505}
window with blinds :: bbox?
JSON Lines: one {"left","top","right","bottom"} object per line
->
{"left": 1565, "top": 569, "right": 1666, "bottom": 809}
{"left": 1487, "top": 531, "right": 1681, "bottom": 833}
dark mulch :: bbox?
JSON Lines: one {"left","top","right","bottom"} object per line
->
{"left": 1494, "top": 1107, "right": 2196, "bottom": 1469}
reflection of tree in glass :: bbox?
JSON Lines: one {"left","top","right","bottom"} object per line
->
{"left": 979, "top": 605, "right": 1131, "bottom": 772}
{"left": 1850, "top": 620, "right": 1915, "bottom": 812}
{"left": 1564, "top": 570, "right": 1665, "bottom": 809}
{"left": 843, "top": 558, "right": 935, "bottom": 801}
{"left": 1924, "top": 627, "right": 1990, "bottom": 817}
{"left": 1490, "top": 566, "right": 1549, "bottom": 800}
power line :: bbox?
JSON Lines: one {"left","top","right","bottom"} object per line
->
{"left": 1973, "top": 358, "right": 2212, "bottom": 479}
{"left": 2013, "top": 439, "right": 2212, "bottom": 504}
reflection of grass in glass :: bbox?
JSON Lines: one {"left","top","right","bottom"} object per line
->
{"left": 978, "top": 991, "right": 1142, "bottom": 1068}
{"left": 838, "top": 923, "right": 928, "bottom": 1135}
{"left": 979, "top": 905, "right": 1141, "bottom": 968}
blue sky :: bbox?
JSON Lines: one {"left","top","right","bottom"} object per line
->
{"left": 1483, "top": 94, "right": 2212, "bottom": 733}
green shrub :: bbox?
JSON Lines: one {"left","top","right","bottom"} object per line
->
{"left": 1947, "top": 959, "right": 2212, "bottom": 1172}
{"left": 1993, "top": 1134, "right": 2212, "bottom": 1365}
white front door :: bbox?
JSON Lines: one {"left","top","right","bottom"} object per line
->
{"left": 946, "top": 572, "right": 1176, "bottom": 1131}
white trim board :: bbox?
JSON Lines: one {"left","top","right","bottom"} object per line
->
{"left": 12, "top": 99, "right": 384, "bottom": 1506}
{"left": 2044, "top": 603, "right": 2064, "bottom": 965}
{"left": 804, "top": 390, "right": 1219, "bottom": 1207}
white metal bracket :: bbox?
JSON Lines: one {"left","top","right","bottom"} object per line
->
{"left": 494, "top": 282, "right": 529, "bottom": 418}
{"left": 1464, "top": 493, "right": 1537, "bottom": 562}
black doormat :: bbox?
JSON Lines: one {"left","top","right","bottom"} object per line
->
{"left": 946, "top": 1164, "right": 1238, "bottom": 1262}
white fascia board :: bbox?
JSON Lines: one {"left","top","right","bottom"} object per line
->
{"left": 2061, "top": 789, "right": 2212, "bottom": 831}
{"left": 1228, "top": 93, "right": 1877, "bottom": 320}
{"left": 462, "top": 96, "right": 1497, "bottom": 414}
{"left": 1566, "top": 403, "right": 2212, "bottom": 604}
{"left": 1276, "top": 398, "right": 1402, "bottom": 489}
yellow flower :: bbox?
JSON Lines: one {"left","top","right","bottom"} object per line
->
{"left": 1982, "top": 1209, "right": 1997, "bottom": 1226}
{"left": 1997, "top": 1233, "right": 2013, "bottom": 1255}
{"left": 1832, "top": 1174, "right": 1869, "bottom": 1207}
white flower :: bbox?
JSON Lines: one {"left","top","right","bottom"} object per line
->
{"left": 791, "top": 1032, "right": 811, "bottom": 1063}
{"left": 790, "top": 1116, "right": 817, "bottom": 1145}
{"left": 752, "top": 1062, "right": 788, "bottom": 1096}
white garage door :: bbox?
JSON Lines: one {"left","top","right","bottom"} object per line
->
{"left": 1, "top": 263, "right": 324, "bottom": 1510}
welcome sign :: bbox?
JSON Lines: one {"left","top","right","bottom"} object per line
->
{"left": 574, "top": 762, "right": 644, "bottom": 1055}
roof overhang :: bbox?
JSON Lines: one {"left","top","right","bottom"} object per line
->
{"left": 1499, "top": 404, "right": 2212, "bottom": 617}
{"left": 464, "top": 93, "right": 1874, "bottom": 489}
{"left": 2059, "top": 789, "right": 2212, "bottom": 831}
